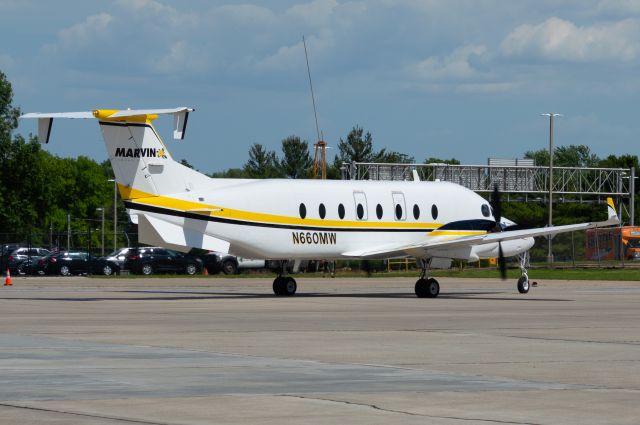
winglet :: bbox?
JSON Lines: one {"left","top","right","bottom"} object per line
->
{"left": 606, "top": 197, "right": 619, "bottom": 225}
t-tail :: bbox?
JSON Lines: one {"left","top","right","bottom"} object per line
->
{"left": 20, "top": 108, "right": 211, "bottom": 201}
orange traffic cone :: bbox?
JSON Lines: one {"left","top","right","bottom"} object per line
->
{"left": 203, "top": 266, "right": 209, "bottom": 276}
{"left": 5, "top": 268, "right": 12, "bottom": 286}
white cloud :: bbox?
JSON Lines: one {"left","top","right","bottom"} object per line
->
{"left": 115, "top": 0, "right": 198, "bottom": 27}
{"left": 408, "top": 45, "right": 489, "bottom": 80}
{"left": 155, "top": 41, "right": 207, "bottom": 74}
{"left": 286, "top": 0, "right": 338, "bottom": 26}
{"left": 255, "top": 31, "right": 335, "bottom": 71}
{"left": 218, "top": 4, "right": 276, "bottom": 24}
{"left": 43, "top": 13, "right": 113, "bottom": 54}
{"left": 501, "top": 17, "right": 640, "bottom": 61}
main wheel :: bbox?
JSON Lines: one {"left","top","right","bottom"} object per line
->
{"left": 283, "top": 276, "right": 297, "bottom": 296}
{"left": 517, "top": 275, "right": 530, "bottom": 294}
{"left": 273, "top": 276, "right": 297, "bottom": 296}
{"left": 415, "top": 278, "right": 439, "bottom": 298}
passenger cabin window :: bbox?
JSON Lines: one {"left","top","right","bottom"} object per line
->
{"left": 319, "top": 203, "right": 326, "bottom": 219}
{"left": 413, "top": 204, "right": 420, "bottom": 220}
{"left": 299, "top": 203, "right": 307, "bottom": 219}
{"left": 353, "top": 191, "right": 368, "bottom": 220}
{"left": 376, "top": 204, "right": 383, "bottom": 219}
{"left": 338, "top": 204, "right": 345, "bottom": 219}
{"left": 392, "top": 192, "right": 406, "bottom": 221}
{"left": 431, "top": 204, "right": 438, "bottom": 220}
{"left": 395, "top": 204, "right": 403, "bottom": 220}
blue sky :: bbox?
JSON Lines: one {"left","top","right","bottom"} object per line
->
{"left": 4, "top": 0, "right": 640, "bottom": 172}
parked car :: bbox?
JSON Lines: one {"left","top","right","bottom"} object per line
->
{"left": 204, "top": 252, "right": 266, "bottom": 275}
{"left": 7, "top": 247, "right": 51, "bottom": 275}
{"left": 92, "top": 247, "right": 136, "bottom": 276}
{"left": 37, "top": 251, "right": 93, "bottom": 276}
{"left": 1, "top": 243, "right": 21, "bottom": 271}
{"left": 124, "top": 247, "right": 203, "bottom": 275}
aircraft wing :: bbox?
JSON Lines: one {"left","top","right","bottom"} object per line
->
{"left": 343, "top": 198, "right": 620, "bottom": 258}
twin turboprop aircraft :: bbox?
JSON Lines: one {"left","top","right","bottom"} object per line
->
{"left": 21, "top": 108, "right": 620, "bottom": 297}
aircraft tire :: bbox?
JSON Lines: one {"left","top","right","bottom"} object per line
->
{"left": 273, "top": 277, "right": 285, "bottom": 295}
{"left": 517, "top": 275, "right": 530, "bottom": 294}
{"left": 273, "top": 276, "right": 297, "bottom": 296}
{"left": 415, "top": 278, "right": 439, "bottom": 298}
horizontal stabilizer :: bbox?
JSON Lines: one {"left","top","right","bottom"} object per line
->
{"left": 20, "top": 107, "right": 195, "bottom": 143}
{"left": 138, "top": 214, "right": 230, "bottom": 254}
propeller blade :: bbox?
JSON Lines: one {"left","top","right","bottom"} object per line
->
{"left": 490, "top": 185, "right": 502, "bottom": 227}
{"left": 498, "top": 242, "right": 507, "bottom": 280}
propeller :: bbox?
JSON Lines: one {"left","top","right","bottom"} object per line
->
{"left": 490, "top": 185, "right": 507, "bottom": 280}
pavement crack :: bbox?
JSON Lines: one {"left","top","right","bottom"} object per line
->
{"left": 505, "top": 335, "right": 640, "bottom": 346}
{"left": 279, "top": 394, "right": 544, "bottom": 425}
{"left": 0, "top": 402, "right": 177, "bottom": 425}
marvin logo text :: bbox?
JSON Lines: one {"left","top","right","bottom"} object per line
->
{"left": 115, "top": 147, "right": 167, "bottom": 159}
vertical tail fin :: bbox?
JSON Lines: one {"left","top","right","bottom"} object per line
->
{"left": 21, "top": 108, "right": 212, "bottom": 200}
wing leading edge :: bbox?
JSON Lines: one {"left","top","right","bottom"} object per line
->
{"left": 343, "top": 197, "right": 620, "bottom": 258}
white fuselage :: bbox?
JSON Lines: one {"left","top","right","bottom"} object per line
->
{"left": 128, "top": 178, "right": 534, "bottom": 261}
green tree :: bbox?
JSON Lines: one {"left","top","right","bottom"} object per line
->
{"left": 424, "top": 157, "right": 460, "bottom": 165}
{"left": 381, "top": 151, "right": 415, "bottom": 164}
{"left": 279, "top": 135, "right": 312, "bottom": 178}
{"left": 524, "top": 144, "right": 599, "bottom": 167}
{"left": 337, "top": 126, "right": 386, "bottom": 164}
{"left": 208, "top": 168, "right": 248, "bottom": 178}
{"left": 243, "top": 143, "right": 281, "bottom": 178}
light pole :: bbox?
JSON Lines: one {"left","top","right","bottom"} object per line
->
{"left": 96, "top": 208, "right": 105, "bottom": 256}
{"left": 108, "top": 179, "right": 117, "bottom": 251}
{"left": 541, "top": 113, "right": 561, "bottom": 266}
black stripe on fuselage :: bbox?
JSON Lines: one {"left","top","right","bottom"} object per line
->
{"left": 124, "top": 201, "right": 436, "bottom": 232}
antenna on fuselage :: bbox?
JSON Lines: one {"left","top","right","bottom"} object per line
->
{"left": 303, "top": 35, "right": 328, "bottom": 180}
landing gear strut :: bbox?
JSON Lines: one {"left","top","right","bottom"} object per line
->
{"left": 516, "top": 251, "right": 530, "bottom": 294}
{"left": 415, "top": 259, "right": 439, "bottom": 298}
{"left": 273, "top": 261, "right": 297, "bottom": 296}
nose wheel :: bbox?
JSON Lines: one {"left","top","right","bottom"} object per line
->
{"left": 273, "top": 276, "right": 297, "bottom": 296}
{"left": 517, "top": 275, "right": 530, "bottom": 294}
{"left": 516, "top": 252, "right": 530, "bottom": 294}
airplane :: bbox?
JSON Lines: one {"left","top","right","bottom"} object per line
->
{"left": 21, "top": 108, "right": 620, "bottom": 297}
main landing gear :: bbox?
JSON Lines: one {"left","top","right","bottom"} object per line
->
{"left": 516, "top": 251, "right": 530, "bottom": 294}
{"left": 272, "top": 261, "right": 297, "bottom": 296}
{"left": 415, "top": 259, "right": 440, "bottom": 298}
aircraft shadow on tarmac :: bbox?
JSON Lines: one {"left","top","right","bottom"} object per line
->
{"left": 2, "top": 290, "right": 574, "bottom": 302}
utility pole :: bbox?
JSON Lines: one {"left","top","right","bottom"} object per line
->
{"left": 96, "top": 208, "right": 105, "bottom": 256}
{"left": 109, "top": 179, "right": 117, "bottom": 250}
{"left": 67, "top": 213, "right": 71, "bottom": 251}
{"left": 541, "top": 113, "right": 561, "bottom": 266}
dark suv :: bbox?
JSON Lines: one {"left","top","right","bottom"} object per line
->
{"left": 7, "top": 247, "right": 52, "bottom": 275}
{"left": 124, "top": 247, "right": 203, "bottom": 275}
{"left": 37, "top": 251, "right": 93, "bottom": 276}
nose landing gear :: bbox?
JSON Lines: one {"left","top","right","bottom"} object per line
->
{"left": 516, "top": 252, "right": 530, "bottom": 294}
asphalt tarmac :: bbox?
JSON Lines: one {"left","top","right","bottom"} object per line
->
{"left": 0, "top": 276, "right": 638, "bottom": 424}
